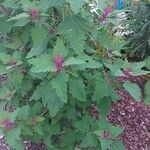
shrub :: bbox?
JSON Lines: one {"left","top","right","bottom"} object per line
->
{"left": 0, "top": 0, "right": 149, "bottom": 149}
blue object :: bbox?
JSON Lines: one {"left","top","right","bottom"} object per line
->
{"left": 116, "top": 0, "right": 124, "bottom": 10}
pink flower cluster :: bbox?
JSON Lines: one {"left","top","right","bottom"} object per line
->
{"left": 2, "top": 119, "right": 14, "bottom": 129}
{"left": 99, "top": 7, "right": 112, "bottom": 23}
{"left": 54, "top": 55, "right": 64, "bottom": 72}
{"left": 29, "top": 8, "right": 40, "bottom": 20}
{"left": 103, "top": 131, "right": 110, "bottom": 139}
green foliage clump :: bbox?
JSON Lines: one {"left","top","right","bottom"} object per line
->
{"left": 0, "top": 0, "right": 149, "bottom": 149}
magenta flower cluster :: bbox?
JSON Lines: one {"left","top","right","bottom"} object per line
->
{"left": 54, "top": 55, "right": 64, "bottom": 72}
{"left": 2, "top": 118, "right": 14, "bottom": 129}
{"left": 99, "top": 7, "right": 112, "bottom": 23}
{"left": 103, "top": 131, "right": 110, "bottom": 139}
{"left": 29, "top": 8, "right": 40, "bottom": 20}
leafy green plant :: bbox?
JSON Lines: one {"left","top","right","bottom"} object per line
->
{"left": 0, "top": 0, "right": 149, "bottom": 150}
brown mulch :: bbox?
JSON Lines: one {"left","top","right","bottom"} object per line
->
{"left": 107, "top": 75, "right": 150, "bottom": 150}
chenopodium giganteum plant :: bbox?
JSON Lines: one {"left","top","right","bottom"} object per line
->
{"left": 0, "top": 0, "right": 149, "bottom": 150}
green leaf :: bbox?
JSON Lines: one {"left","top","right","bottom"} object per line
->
{"left": 99, "top": 138, "right": 112, "bottom": 150}
{"left": 145, "top": 56, "right": 150, "bottom": 70}
{"left": 110, "top": 140, "right": 125, "bottom": 150}
{"left": 98, "top": 29, "right": 112, "bottom": 49}
{"left": 97, "top": 0, "right": 108, "bottom": 11}
{"left": 7, "top": 13, "right": 29, "bottom": 21}
{"left": 20, "top": 79, "right": 33, "bottom": 96}
{"left": 0, "top": 109, "right": 19, "bottom": 122}
{"left": 58, "top": 15, "right": 89, "bottom": 53}
{"left": 5, "top": 128, "right": 24, "bottom": 150}
{"left": 108, "top": 126, "right": 124, "bottom": 138}
{"left": 66, "top": 0, "right": 85, "bottom": 13}
{"left": 0, "top": 52, "right": 11, "bottom": 64}
{"left": 21, "top": 0, "right": 35, "bottom": 10}
{"left": 123, "top": 81, "right": 141, "bottom": 101}
{"left": 10, "top": 71, "right": 23, "bottom": 88}
{"left": 63, "top": 57, "right": 86, "bottom": 66}
{"left": 51, "top": 72, "right": 69, "bottom": 103}
{"left": 144, "top": 81, "right": 150, "bottom": 105}
{"left": 61, "top": 132, "right": 76, "bottom": 147}
{"left": 93, "top": 79, "right": 114, "bottom": 101}
{"left": 0, "top": 18, "right": 13, "bottom": 33}
{"left": 44, "top": 136, "right": 53, "bottom": 149}
{"left": 13, "top": 18, "right": 30, "bottom": 27}
{"left": 2, "top": 0, "right": 18, "bottom": 9}
{"left": 53, "top": 38, "right": 68, "bottom": 57}
{"left": 0, "top": 86, "right": 11, "bottom": 100}
{"left": 32, "top": 82, "right": 64, "bottom": 117}
{"left": 75, "top": 54, "right": 102, "bottom": 70}
{"left": 38, "top": 0, "right": 51, "bottom": 12}
{"left": 69, "top": 77, "right": 86, "bottom": 102}
{"left": 49, "top": 0, "right": 65, "bottom": 7}
{"left": 17, "top": 105, "right": 30, "bottom": 120}
{"left": 28, "top": 54, "right": 55, "bottom": 73}
{"left": 27, "top": 26, "right": 48, "bottom": 58}
{"left": 0, "top": 65, "right": 7, "bottom": 74}
{"left": 34, "top": 124, "right": 44, "bottom": 135}
{"left": 74, "top": 116, "right": 91, "bottom": 132}
{"left": 80, "top": 132, "right": 98, "bottom": 148}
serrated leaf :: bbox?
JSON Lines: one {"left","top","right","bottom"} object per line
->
{"left": 63, "top": 57, "right": 86, "bottom": 66}
{"left": 5, "top": 128, "right": 24, "bottom": 150}
{"left": 80, "top": 132, "right": 98, "bottom": 148}
{"left": 20, "top": 79, "right": 33, "bottom": 96}
{"left": 2, "top": 0, "right": 18, "bottom": 9}
{"left": 13, "top": 18, "right": 30, "bottom": 27}
{"left": 38, "top": 0, "right": 51, "bottom": 12}
{"left": 10, "top": 71, "right": 23, "bottom": 88}
{"left": 97, "top": 0, "right": 108, "bottom": 11}
{"left": 66, "top": 0, "right": 85, "bottom": 13}
{"left": 58, "top": 15, "right": 89, "bottom": 53}
{"left": 7, "top": 13, "right": 29, "bottom": 21}
{"left": 49, "top": 0, "right": 65, "bottom": 7}
{"left": 110, "top": 140, "right": 125, "bottom": 150}
{"left": 0, "top": 52, "right": 11, "bottom": 64}
{"left": 44, "top": 136, "right": 53, "bottom": 149}
{"left": 28, "top": 54, "right": 55, "bottom": 73}
{"left": 74, "top": 116, "right": 90, "bottom": 132}
{"left": 98, "top": 29, "right": 112, "bottom": 49}
{"left": 27, "top": 26, "right": 48, "bottom": 58}
{"left": 0, "top": 86, "right": 11, "bottom": 100}
{"left": 51, "top": 72, "right": 69, "bottom": 103}
{"left": 93, "top": 79, "right": 114, "bottom": 101}
{"left": 61, "top": 132, "right": 77, "bottom": 147}
{"left": 34, "top": 124, "right": 44, "bottom": 136}
{"left": 123, "top": 81, "right": 141, "bottom": 101}
{"left": 0, "top": 18, "right": 13, "bottom": 33}
{"left": 21, "top": 0, "right": 35, "bottom": 10}
{"left": 75, "top": 54, "right": 102, "bottom": 70}
{"left": 144, "top": 81, "right": 150, "bottom": 105}
{"left": 53, "top": 38, "right": 68, "bottom": 57}
{"left": 69, "top": 77, "right": 86, "bottom": 102}
{"left": 0, "top": 65, "right": 7, "bottom": 74}
{"left": 32, "top": 81, "right": 64, "bottom": 117}
{"left": 99, "top": 138, "right": 112, "bottom": 150}
{"left": 17, "top": 105, "right": 30, "bottom": 120}
{"left": 108, "top": 126, "right": 124, "bottom": 138}
{"left": 0, "top": 109, "right": 19, "bottom": 122}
